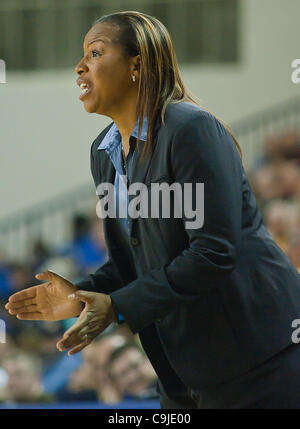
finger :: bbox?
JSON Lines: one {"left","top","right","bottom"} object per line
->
{"left": 9, "top": 304, "right": 38, "bottom": 315}
{"left": 57, "top": 321, "right": 96, "bottom": 350}
{"left": 36, "top": 269, "right": 70, "bottom": 284}
{"left": 68, "top": 341, "right": 90, "bottom": 356}
{"left": 6, "top": 298, "right": 36, "bottom": 311}
{"left": 7, "top": 287, "right": 37, "bottom": 303}
{"left": 57, "top": 328, "right": 83, "bottom": 350}
{"left": 57, "top": 336, "right": 79, "bottom": 351}
{"left": 77, "top": 323, "right": 102, "bottom": 339}
{"left": 16, "top": 312, "right": 43, "bottom": 320}
{"left": 61, "top": 318, "right": 107, "bottom": 349}
{"left": 35, "top": 269, "right": 55, "bottom": 282}
{"left": 60, "top": 312, "right": 89, "bottom": 340}
{"left": 62, "top": 320, "right": 84, "bottom": 339}
{"left": 77, "top": 326, "right": 90, "bottom": 337}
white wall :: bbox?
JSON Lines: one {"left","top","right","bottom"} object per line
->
{"left": 0, "top": 0, "right": 300, "bottom": 220}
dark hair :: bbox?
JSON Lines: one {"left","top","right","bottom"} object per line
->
{"left": 93, "top": 11, "right": 242, "bottom": 161}
{"left": 107, "top": 341, "right": 143, "bottom": 367}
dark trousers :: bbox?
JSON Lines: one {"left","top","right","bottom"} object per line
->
{"left": 158, "top": 342, "right": 300, "bottom": 409}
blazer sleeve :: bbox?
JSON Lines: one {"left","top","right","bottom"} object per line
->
{"left": 109, "top": 110, "right": 244, "bottom": 334}
{"left": 74, "top": 136, "right": 124, "bottom": 294}
{"left": 74, "top": 258, "right": 124, "bottom": 294}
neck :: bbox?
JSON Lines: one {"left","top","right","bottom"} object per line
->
{"left": 110, "top": 96, "right": 138, "bottom": 144}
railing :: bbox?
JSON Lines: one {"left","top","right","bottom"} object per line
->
{"left": 231, "top": 95, "right": 300, "bottom": 169}
{"left": 0, "top": 183, "right": 98, "bottom": 263}
{"left": 0, "top": 95, "right": 300, "bottom": 263}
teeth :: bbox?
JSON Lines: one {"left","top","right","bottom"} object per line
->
{"left": 80, "top": 83, "right": 90, "bottom": 95}
{"left": 79, "top": 82, "right": 90, "bottom": 96}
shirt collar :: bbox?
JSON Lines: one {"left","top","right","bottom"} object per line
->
{"left": 97, "top": 115, "right": 148, "bottom": 151}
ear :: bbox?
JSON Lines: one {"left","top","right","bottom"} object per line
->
{"left": 131, "top": 54, "right": 141, "bottom": 77}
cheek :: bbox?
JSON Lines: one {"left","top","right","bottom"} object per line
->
{"left": 93, "top": 62, "right": 130, "bottom": 94}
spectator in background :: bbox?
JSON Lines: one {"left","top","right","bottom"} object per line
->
{"left": 1, "top": 353, "right": 53, "bottom": 403}
{"left": 264, "top": 200, "right": 298, "bottom": 253}
{"left": 107, "top": 342, "right": 158, "bottom": 401}
{"left": 276, "top": 161, "right": 300, "bottom": 200}
{"left": 250, "top": 163, "right": 282, "bottom": 210}
{"left": 58, "top": 213, "right": 107, "bottom": 275}
{"left": 32, "top": 256, "right": 84, "bottom": 394}
{"left": 57, "top": 332, "right": 128, "bottom": 404}
{"left": 7, "top": 263, "right": 34, "bottom": 294}
{"left": 0, "top": 335, "right": 17, "bottom": 403}
{"left": 0, "top": 264, "right": 14, "bottom": 301}
{"left": 254, "top": 131, "right": 300, "bottom": 169}
{"left": 57, "top": 344, "right": 99, "bottom": 402}
{"left": 286, "top": 233, "right": 300, "bottom": 273}
{"left": 0, "top": 334, "right": 16, "bottom": 363}
{"left": 30, "top": 240, "right": 52, "bottom": 273}
{"left": 252, "top": 162, "right": 299, "bottom": 208}
{"left": 0, "top": 262, "right": 35, "bottom": 305}
{"left": 248, "top": 130, "right": 300, "bottom": 259}
{"left": 0, "top": 262, "right": 42, "bottom": 341}
{"left": 251, "top": 131, "right": 300, "bottom": 205}
{"left": 89, "top": 216, "right": 108, "bottom": 271}
{"left": 0, "top": 211, "right": 153, "bottom": 406}
{"left": 90, "top": 333, "right": 128, "bottom": 403}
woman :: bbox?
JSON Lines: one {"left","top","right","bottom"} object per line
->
{"left": 5, "top": 11, "right": 300, "bottom": 409}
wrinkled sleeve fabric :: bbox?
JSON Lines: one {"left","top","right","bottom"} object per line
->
{"left": 74, "top": 258, "right": 124, "bottom": 294}
{"left": 109, "top": 110, "right": 243, "bottom": 334}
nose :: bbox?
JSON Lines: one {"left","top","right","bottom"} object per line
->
{"left": 74, "top": 57, "right": 88, "bottom": 75}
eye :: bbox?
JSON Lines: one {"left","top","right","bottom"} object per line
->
{"left": 92, "top": 50, "right": 101, "bottom": 57}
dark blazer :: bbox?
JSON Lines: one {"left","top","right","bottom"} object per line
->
{"left": 76, "top": 101, "right": 300, "bottom": 394}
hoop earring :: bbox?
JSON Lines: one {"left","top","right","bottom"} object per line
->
{"left": 132, "top": 75, "right": 136, "bottom": 82}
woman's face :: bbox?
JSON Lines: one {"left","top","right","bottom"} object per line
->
{"left": 75, "top": 22, "right": 138, "bottom": 116}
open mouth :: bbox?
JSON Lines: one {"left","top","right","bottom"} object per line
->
{"left": 79, "top": 83, "right": 92, "bottom": 100}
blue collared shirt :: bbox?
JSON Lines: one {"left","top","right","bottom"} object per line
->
{"left": 97, "top": 116, "right": 148, "bottom": 323}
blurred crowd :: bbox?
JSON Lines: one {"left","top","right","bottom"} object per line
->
{"left": 0, "top": 214, "right": 157, "bottom": 405}
{"left": 0, "top": 129, "right": 299, "bottom": 405}
{"left": 248, "top": 130, "right": 300, "bottom": 270}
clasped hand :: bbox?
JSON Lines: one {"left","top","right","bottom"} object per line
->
{"left": 5, "top": 270, "right": 116, "bottom": 356}
{"left": 57, "top": 290, "right": 116, "bottom": 355}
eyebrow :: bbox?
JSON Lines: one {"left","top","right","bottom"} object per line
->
{"left": 87, "top": 38, "right": 107, "bottom": 47}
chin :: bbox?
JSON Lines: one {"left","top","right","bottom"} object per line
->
{"left": 84, "top": 100, "right": 106, "bottom": 115}
{"left": 83, "top": 102, "right": 97, "bottom": 113}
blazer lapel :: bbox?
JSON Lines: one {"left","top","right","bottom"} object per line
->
{"left": 99, "top": 150, "right": 116, "bottom": 185}
{"left": 129, "top": 114, "right": 162, "bottom": 186}
{"left": 128, "top": 116, "right": 162, "bottom": 237}
{"left": 98, "top": 115, "right": 162, "bottom": 238}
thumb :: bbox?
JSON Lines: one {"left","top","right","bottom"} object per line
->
{"left": 68, "top": 290, "right": 94, "bottom": 304}
{"left": 35, "top": 269, "right": 60, "bottom": 282}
